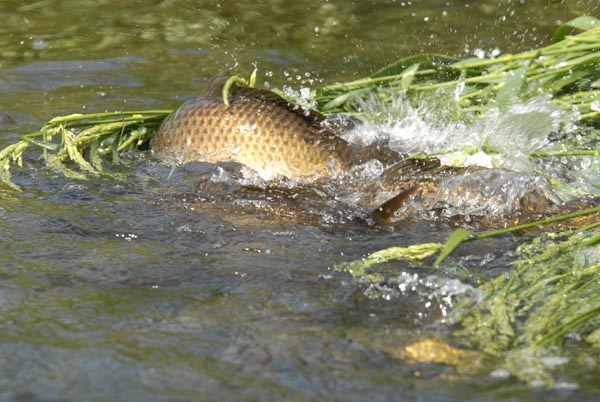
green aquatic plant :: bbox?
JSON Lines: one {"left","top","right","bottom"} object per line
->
{"left": 335, "top": 206, "right": 600, "bottom": 277}
{"left": 316, "top": 15, "right": 600, "bottom": 125}
{"left": 335, "top": 210, "right": 600, "bottom": 385}
{"left": 0, "top": 111, "right": 169, "bottom": 190}
{"left": 334, "top": 242, "right": 444, "bottom": 283}
{"left": 222, "top": 68, "right": 257, "bottom": 106}
{"left": 453, "top": 224, "right": 600, "bottom": 385}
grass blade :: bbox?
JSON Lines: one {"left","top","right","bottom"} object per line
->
{"left": 433, "top": 227, "right": 475, "bottom": 267}
{"left": 552, "top": 15, "right": 600, "bottom": 43}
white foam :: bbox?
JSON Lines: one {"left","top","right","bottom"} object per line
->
{"left": 344, "top": 92, "right": 576, "bottom": 174}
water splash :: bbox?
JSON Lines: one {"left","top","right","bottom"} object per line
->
{"left": 362, "top": 271, "right": 483, "bottom": 320}
{"left": 280, "top": 85, "right": 318, "bottom": 113}
{"left": 435, "top": 169, "right": 561, "bottom": 218}
{"left": 344, "top": 91, "right": 576, "bottom": 174}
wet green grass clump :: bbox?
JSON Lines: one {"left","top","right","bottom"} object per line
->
{"left": 317, "top": 16, "right": 600, "bottom": 126}
{"left": 456, "top": 223, "right": 600, "bottom": 385}
{"left": 0, "top": 111, "right": 168, "bottom": 190}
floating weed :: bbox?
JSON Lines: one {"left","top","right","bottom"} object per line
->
{"left": 452, "top": 226, "right": 600, "bottom": 385}
{"left": 316, "top": 16, "right": 600, "bottom": 126}
{"left": 222, "top": 68, "right": 257, "bottom": 106}
{"left": 0, "top": 111, "right": 169, "bottom": 190}
{"left": 0, "top": 140, "right": 31, "bottom": 190}
{"left": 333, "top": 242, "right": 443, "bottom": 283}
{"left": 339, "top": 207, "right": 600, "bottom": 275}
{"left": 334, "top": 207, "right": 600, "bottom": 385}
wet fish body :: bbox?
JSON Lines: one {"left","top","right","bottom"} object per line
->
{"left": 152, "top": 75, "right": 356, "bottom": 182}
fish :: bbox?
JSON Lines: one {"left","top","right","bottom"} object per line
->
{"left": 152, "top": 71, "right": 598, "bottom": 229}
{"left": 152, "top": 71, "right": 400, "bottom": 183}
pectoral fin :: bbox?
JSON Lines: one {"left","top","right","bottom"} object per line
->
{"left": 372, "top": 186, "right": 420, "bottom": 221}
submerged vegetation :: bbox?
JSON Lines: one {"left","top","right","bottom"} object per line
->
{"left": 1, "top": 16, "right": 600, "bottom": 386}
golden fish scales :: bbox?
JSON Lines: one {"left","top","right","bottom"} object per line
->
{"left": 152, "top": 81, "right": 355, "bottom": 182}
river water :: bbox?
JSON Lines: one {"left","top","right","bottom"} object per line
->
{"left": 1, "top": 1, "right": 600, "bottom": 401}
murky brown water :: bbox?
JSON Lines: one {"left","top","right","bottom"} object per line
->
{"left": 1, "top": 1, "right": 600, "bottom": 401}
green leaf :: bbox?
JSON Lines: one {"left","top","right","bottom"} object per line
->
{"left": 540, "top": 69, "right": 590, "bottom": 93}
{"left": 334, "top": 242, "right": 443, "bottom": 283}
{"left": 370, "top": 54, "right": 460, "bottom": 78}
{"left": 433, "top": 227, "right": 475, "bottom": 267}
{"left": 552, "top": 15, "right": 600, "bottom": 43}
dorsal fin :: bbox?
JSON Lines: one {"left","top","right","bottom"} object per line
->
{"left": 202, "top": 70, "right": 230, "bottom": 97}
{"left": 201, "top": 70, "right": 328, "bottom": 129}
{"left": 381, "top": 157, "right": 441, "bottom": 181}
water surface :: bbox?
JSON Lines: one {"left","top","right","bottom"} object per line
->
{"left": 1, "top": 1, "right": 600, "bottom": 401}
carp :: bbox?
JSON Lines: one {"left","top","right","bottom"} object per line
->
{"left": 152, "top": 71, "right": 398, "bottom": 183}
{"left": 151, "top": 72, "right": 597, "bottom": 229}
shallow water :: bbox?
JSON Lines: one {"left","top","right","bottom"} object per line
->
{"left": 2, "top": 1, "right": 600, "bottom": 401}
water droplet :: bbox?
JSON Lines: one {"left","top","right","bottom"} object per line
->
{"left": 31, "top": 38, "right": 48, "bottom": 50}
